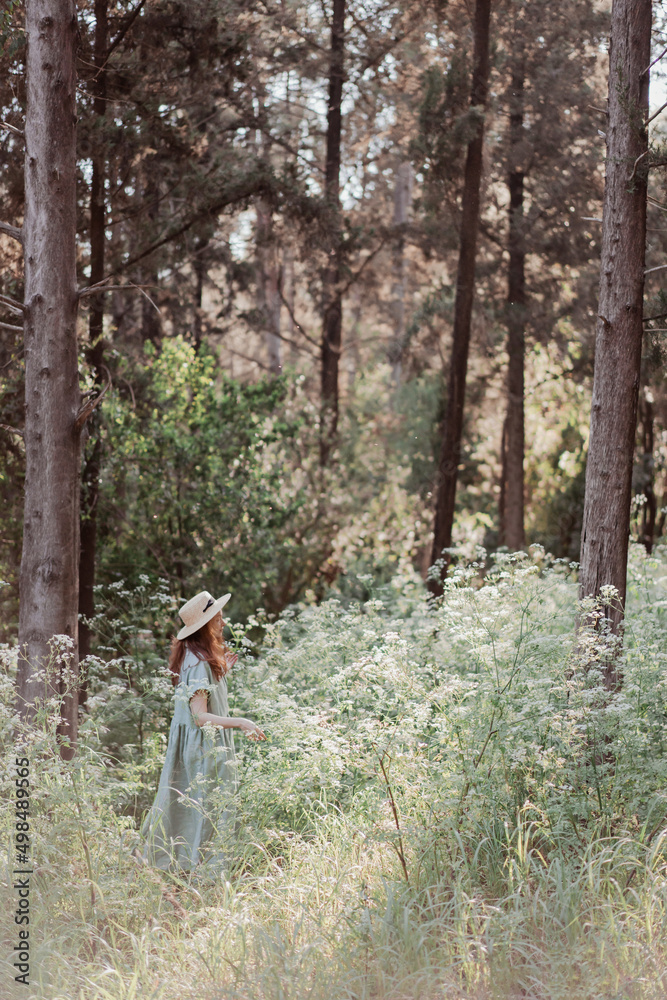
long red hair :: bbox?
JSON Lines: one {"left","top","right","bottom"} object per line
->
{"left": 168, "top": 616, "right": 230, "bottom": 686}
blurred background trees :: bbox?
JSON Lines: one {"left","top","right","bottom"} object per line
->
{"left": 1, "top": 0, "right": 666, "bottom": 645}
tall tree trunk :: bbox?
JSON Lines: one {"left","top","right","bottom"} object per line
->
{"left": 638, "top": 390, "right": 657, "bottom": 554}
{"left": 500, "top": 52, "right": 526, "bottom": 550}
{"left": 140, "top": 170, "right": 162, "bottom": 348}
{"left": 346, "top": 286, "right": 362, "bottom": 392}
{"left": 320, "top": 0, "right": 345, "bottom": 466}
{"left": 18, "top": 0, "right": 81, "bottom": 755}
{"left": 78, "top": 0, "right": 108, "bottom": 696}
{"left": 283, "top": 246, "right": 297, "bottom": 363}
{"left": 498, "top": 415, "right": 508, "bottom": 539}
{"left": 578, "top": 0, "right": 650, "bottom": 682}
{"left": 193, "top": 240, "right": 207, "bottom": 354}
{"left": 428, "top": 0, "right": 492, "bottom": 594}
{"left": 389, "top": 160, "right": 413, "bottom": 388}
{"left": 256, "top": 199, "right": 282, "bottom": 375}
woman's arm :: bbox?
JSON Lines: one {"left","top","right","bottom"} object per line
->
{"left": 189, "top": 692, "right": 266, "bottom": 740}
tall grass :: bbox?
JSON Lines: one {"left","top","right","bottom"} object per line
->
{"left": 3, "top": 546, "right": 667, "bottom": 999}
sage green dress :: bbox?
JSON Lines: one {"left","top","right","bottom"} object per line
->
{"left": 141, "top": 650, "right": 237, "bottom": 872}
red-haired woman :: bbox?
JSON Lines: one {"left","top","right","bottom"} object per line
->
{"left": 141, "top": 590, "right": 265, "bottom": 872}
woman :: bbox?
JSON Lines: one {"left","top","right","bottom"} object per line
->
{"left": 141, "top": 590, "right": 265, "bottom": 872}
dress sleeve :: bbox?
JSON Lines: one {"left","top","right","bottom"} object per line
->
{"left": 176, "top": 658, "right": 215, "bottom": 707}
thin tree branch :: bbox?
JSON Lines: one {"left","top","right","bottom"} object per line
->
{"left": 0, "top": 321, "right": 23, "bottom": 332}
{"left": 106, "top": 0, "right": 147, "bottom": 57}
{"left": 78, "top": 279, "right": 161, "bottom": 316}
{"left": 117, "top": 376, "right": 136, "bottom": 410}
{"left": 648, "top": 101, "right": 667, "bottom": 125}
{"left": 0, "top": 423, "right": 24, "bottom": 438}
{"left": 644, "top": 263, "right": 667, "bottom": 274}
{"left": 255, "top": 0, "right": 328, "bottom": 54}
{"left": 135, "top": 284, "right": 161, "bottom": 315}
{"left": 0, "top": 349, "right": 22, "bottom": 371}
{"left": 0, "top": 221, "right": 22, "bottom": 243}
{"left": 629, "top": 150, "right": 649, "bottom": 183}
{"left": 74, "top": 372, "right": 112, "bottom": 431}
{"left": 273, "top": 327, "right": 316, "bottom": 357}
{"left": 1, "top": 120, "right": 24, "bottom": 138}
{"left": 351, "top": 20, "right": 417, "bottom": 77}
{"left": 339, "top": 236, "right": 388, "bottom": 298}
{"left": 251, "top": 319, "right": 317, "bottom": 358}
{"left": 112, "top": 173, "right": 272, "bottom": 275}
{"left": 218, "top": 342, "right": 273, "bottom": 372}
{"left": 248, "top": 116, "right": 325, "bottom": 174}
{"left": 78, "top": 281, "right": 151, "bottom": 299}
{"left": 0, "top": 293, "right": 24, "bottom": 315}
{"left": 376, "top": 750, "right": 410, "bottom": 884}
{"left": 644, "top": 45, "right": 667, "bottom": 76}
{"left": 277, "top": 287, "right": 320, "bottom": 348}
{"left": 478, "top": 217, "right": 506, "bottom": 248}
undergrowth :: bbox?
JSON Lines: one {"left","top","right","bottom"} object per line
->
{"left": 2, "top": 545, "right": 667, "bottom": 999}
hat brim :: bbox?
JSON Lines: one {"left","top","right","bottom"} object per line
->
{"left": 176, "top": 593, "right": 231, "bottom": 640}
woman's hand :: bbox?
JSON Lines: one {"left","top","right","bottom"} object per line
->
{"left": 237, "top": 718, "right": 266, "bottom": 741}
{"left": 225, "top": 650, "right": 239, "bottom": 671}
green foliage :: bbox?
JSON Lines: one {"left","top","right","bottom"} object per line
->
{"left": 0, "top": 0, "right": 23, "bottom": 52}
{"left": 528, "top": 417, "right": 587, "bottom": 560}
{"left": 96, "top": 337, "right": 329, "bottom": 616}
{"left": 80, "top": 576, "right": 176, "bottom": 765}
{"left": 411, "top": 57, "right": 472, "bottom": 254}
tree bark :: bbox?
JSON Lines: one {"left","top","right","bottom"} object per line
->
{"left": 78, "top": 0, "right": 108, "bottom": 692}
{"left": 283, "top": 246, "right": 297, "bottom": 363}
{"left": 346, "top": 286, "right": 362, "bottom": 391}
{"left": 578, "top": 0, "right": 650, "bottom": 673}
{"left": 500, "top": 53, "right": 526, "bottom": 551}
{"left": 140, "top": 170, "right": 162, "bottom": 348}
{"left": 638, "top": 391, "right": 657, "bottom": 554}
{"left": 18, "top": 0, "right": 81, "bottom": 754}
{"left": 389, "top": 160, "right": 413, "bottom": 388}
{"left": 256, "top": 199, "right": 282, "bottom": 375}
{"left": 320, "top": 0, "right": 345, "bottom": 466}
{"left": 192, "top": 238, "right": 208, "bottom": 354}
{"left": 428, "top": 0, "right": 492, "bottom": 594}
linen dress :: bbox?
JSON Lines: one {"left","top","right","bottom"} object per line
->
{"left": 141, "top": 649, "right": 237, "bottom": 871}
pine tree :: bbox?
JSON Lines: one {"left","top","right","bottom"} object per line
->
{"left": 320, "top": 0, "right": 345, "bottom": 466}
{"left": 496, "top": 0, "right": 605, "bottom": 550}
{"left": 428, "top": 0, "right": 492, "bottom": 594}
{"left": 578, "top": 0, "right": 652, "bottom": 684}
{"left": 17, "top": 0, "right": 81, "bottom": 755}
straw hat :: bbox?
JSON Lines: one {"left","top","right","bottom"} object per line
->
{"left": 176, "top": 590, "right": 231, "bottom": 640}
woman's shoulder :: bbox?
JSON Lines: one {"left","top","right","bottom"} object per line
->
{"left": 179, "top": 650, "right": 214, "bottom": 684}
{"left": 181, "top": 647, "right": 204, "bottom": 669}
